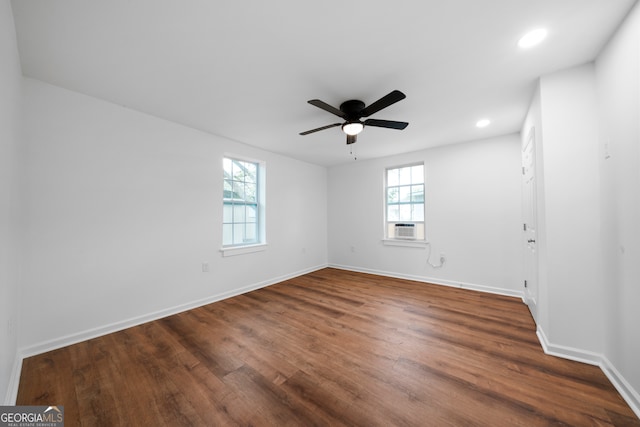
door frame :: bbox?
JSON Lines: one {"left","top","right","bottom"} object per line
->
{"left": 522, "top": 127, "right": 539, "bottom": 321}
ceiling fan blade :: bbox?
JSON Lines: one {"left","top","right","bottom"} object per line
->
{"left": 346, "top": 134, "right": 357, "bottom": 144}
{"left": 364, "top": 118, "right": 409, "bottom": 130}
{"left": 299, "top": 122, "right": 342, "bottom": 135}
{"left": 360, "top": 90, "right": 406, "bottom": 117}
{"left": 307, "top": 99, "right": 347, "bottom": 118}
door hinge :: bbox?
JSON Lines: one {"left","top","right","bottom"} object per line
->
{"left": 524, "top": 280, "right": 528, "bottom": 288}
{"left": 523, "top": 223, "right": 527, "bottom": 231}
{"left": 522, "top": 166, "right": 525, "bottom": 175}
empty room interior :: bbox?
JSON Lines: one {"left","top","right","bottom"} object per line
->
{"left": 1, "top": 0, "right": 639, "bottom": 425}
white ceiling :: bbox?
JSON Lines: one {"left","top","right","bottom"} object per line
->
{"left": 10, "top": 0, "right": 637, "bottom": 166}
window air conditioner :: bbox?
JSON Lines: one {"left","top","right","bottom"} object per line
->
{"left": 395, "top": 223, "right": 417, "bottom": 240}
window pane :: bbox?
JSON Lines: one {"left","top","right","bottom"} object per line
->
{"left": 245, "top": 223, "right": 257, "bottom": 242}
{"left": 231, "top": 161, "right": 240, "bottom": 180}
{"left": 233, "top": 205, "right": 245, "bottom": 222}
{"left": 223, "top": 204, "right": 233, "bottom": 222}
{"left": 246, "top": 204, "right": 257, "bottom": 222}
{"left": 399, "top": 167, "right": 411, "bottom": 185}
{"left": 223, "top": 179, "right": 233, "bottom": 199}
{"left": 399, "top": 186, "right": 411, "bottom": 203}
{"left": 245, "top": 162, "right": 257, "bottom": 182}
{"left": 223, "top": 224, "right": 233, "bottom": 246}
{"left": 412, "top": 204, "right": 424, "bottom": 221}
{"left": 244, "top": 183, "right": 257, "bottom": 203}
{"left": 387, "top": 168, "right": 399, "bottom": 186}
{"left": 232, "top": 160, "right": 246, "bottom": 181}
{"left": 387, "top": 187, "right": 399, "bottom": 204}
{"left": 411, "top": 165, "right": 424, "bottom": 184}
{"left": 399, "top": 204, "right": 411, "bottom": 221}
{"left": 388, "top": 205, "right": 399, "bottom": 221}
{"left": 411, "top": 185, "right": 424, "bottom": 202}
{"left": 223, "top": 158, "right": 233, "bottom": 176}
{"left": 232, "top": 181, "right": 244, "bottom": 200}
{"left": 233, "top": 224, "right": 245, "bottom": 244}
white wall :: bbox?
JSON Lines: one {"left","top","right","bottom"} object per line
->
{"left": 521, "top": 1, "right": 640, "bottom": 412}
{"left": 595, "top": 0, "right": 640, "bottom": 405}
{"left": 538, "top": 63, "right": 605, "bottom": 353}
{"left": 19, "top": 78, "right": 327, "bottom": 352}
{"left": 328, "top": 134, "right": 523, "bottom": 296}
{"left": 0, "top": 1, "right": 23, "bottom": 404}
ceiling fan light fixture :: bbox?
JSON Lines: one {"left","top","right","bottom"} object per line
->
{"left": 342, "top": 121, "right": 364, "bottom": 136}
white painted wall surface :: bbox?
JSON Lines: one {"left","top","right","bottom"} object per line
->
{"left": 595, "top": 0, "right": 640, "bottom": 405}
{"left": 0, "top": 1, "right": 23, "bottom": 404}
{"left": 538, "top": 64, "right": 605, "bottom": 353}
{"left": 328, "top": 134, "right": 523, "bottom": 296}
{"left": 19, "top": 78, "right": 327, "bottom": 351}
{"left": 521, "top": 4, "right": 640, "bottom": 410}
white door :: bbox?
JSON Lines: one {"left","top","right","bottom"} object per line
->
{"left": 522, "top": 129, "right": 539, "bottom": 321}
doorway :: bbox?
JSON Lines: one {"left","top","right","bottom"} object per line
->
{"left": 522, "top": 128, "right": 539, "bottom": 321}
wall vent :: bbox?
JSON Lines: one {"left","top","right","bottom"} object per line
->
{"left": 395, "top": 223, "right": 417, "bottom": 240}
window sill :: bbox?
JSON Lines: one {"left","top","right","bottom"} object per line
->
{"left": 382, "top": 239, "right": 428, "bottom": 248}
{"left": 220, "top": 243, "right": 268, "bottom": 257}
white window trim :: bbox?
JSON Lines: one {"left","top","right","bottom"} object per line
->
{"left": 220, "top": 243, "right": 268, "bottom": 257}
{"left": 384, "top": 162, "right": 426, "bottom": 241}
{"left": 222, "top": 154, "right": 267, "bottom": 251}
{"left": 382, "top": 239, "right": 428, "bottom": 248}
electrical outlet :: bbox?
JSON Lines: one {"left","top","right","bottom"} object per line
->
{"left": 202, "top": 262, "right": 210, "bottom": 273}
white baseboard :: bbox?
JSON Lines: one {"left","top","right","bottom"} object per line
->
{"left": 10, "top": 264, "right": 638, "bottom": 421}
{"left": 600, "top": 356, "right": 640, "bottom": 419}
{"left": 20, "top": 264, "right": 327, "bottom": 359}
{"left": 536, "top": 325, "right": 640, "bottom": 419}
{"left": 4, "top": 354, "right": 22, "bottom": 405}
{"left": 7, "top": 264, "right": 327, "bottom": 404}
{"left": 536, "top": 326, "right": 602, "bottom": 366}
{"left": 328, "top": 263, "right": 524, "bottom": 299}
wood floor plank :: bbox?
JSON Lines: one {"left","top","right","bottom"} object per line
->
{"left": 16, "top": 268, "right": 640, "bottom": 426}
{"left": 17, "top": 346, "right": 82, "bottom": 425}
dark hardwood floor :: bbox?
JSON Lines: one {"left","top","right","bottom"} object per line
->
{"left": 17, "top": 268, "right": 639, "bottom": 426}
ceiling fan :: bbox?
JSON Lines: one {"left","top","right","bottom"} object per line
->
{"left": 300, "top": 90, "right": 409, "bottom": 144}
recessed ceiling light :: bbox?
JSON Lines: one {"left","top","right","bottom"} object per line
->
{"left": 518, "top": 28, "right": 548, "bottom": 48}
{"left": 476, "top": 119, "right": 491, "bottom": 128}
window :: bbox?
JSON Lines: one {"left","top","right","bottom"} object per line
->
{"left": 385, "top": 163, "right": 425, "bottom": 240}
{"left": 223, "top": 157, "right": 265, "bottom": 248}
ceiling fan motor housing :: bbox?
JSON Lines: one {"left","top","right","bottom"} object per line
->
{"left": 339, "top": 100, "right": 366, "bottom": 121}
